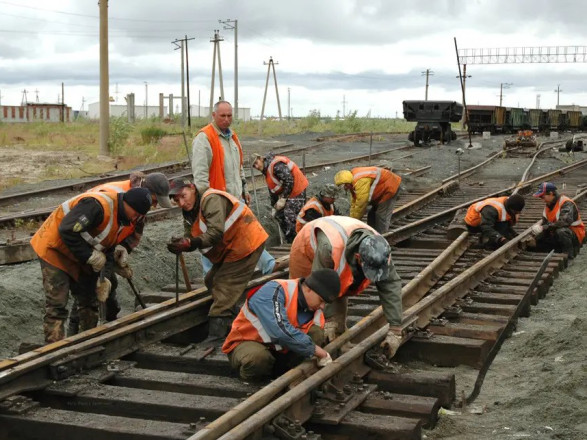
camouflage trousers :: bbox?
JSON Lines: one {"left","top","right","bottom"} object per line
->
{"left": 275, "top": 194, "right": 306, "bottom": 243}
{"left": 40, "top": 259, "right": 99, "bottom": 343}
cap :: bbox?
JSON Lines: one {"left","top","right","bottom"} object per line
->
{"left": 505, "top": 194, "right": 525, "bottom": 212}
{"left": 304, "top": 269, "right": 340, "bottom": 303}
{"left": 251, "top": 153, "right": 263, "bottom": 163}
{"left": 319, "top": 184, "right": 339, "bottom": 199}
{"left": 168, "top": 177, "right": 194, "bottom": 196}
{"left": 144, "top": 173, "right": 172, "bottom": 208}
{"left": 123, "top": 187, "right": 152, "bottom": 215}
{"left": 533, "top": 182, "right": 557, "bottom": 198}
{"left": 358, "top": 235, "right": 391, "bottom": 282}
{"left": 334, "top": 170, "right": 353, "bottom": 186}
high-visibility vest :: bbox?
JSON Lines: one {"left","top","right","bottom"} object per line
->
{"left": 543, "top": 195, "right": 585, "bottom": 243}
{"left": 90, "top": 180, "right": 136, "bottom": 244}
{"left": 222, "top": 279, "right": 324, "bottom": 354}
{"left": 265, "top": 155, "right": 308, "bottom": 198}
{"left": 296, "top": 197, "right": 335, "bottom": 233}
{"left": 190, "top": 189, "right": 268, "bottom": 263}
{"left": 30, "top": 191, "right": 121, "bottom": 280}
{"left": 289, "top": 216, "right": 374, "bottom": 298}
{"left": 199, "top": 123, "right": 243, "bottom": 192}
{"left": 351, "top": 166, "right": 401, "bottom": 203}
{"left": 464, "top": 196, "right": 512, "bottom": 227}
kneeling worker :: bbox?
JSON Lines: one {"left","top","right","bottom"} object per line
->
{"left": 166, "top": 178, "right": 268, "bottom": 341}
{"left": 222, "top": 269, "right": 340, "bottom": 381}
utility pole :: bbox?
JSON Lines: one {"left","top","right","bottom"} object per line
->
{"left": 287, "top": 87, "right": 291, "bottom": 120}
{"left": 342, "top": 95, "right": 347, "bottom": 118}
{"left": 21, "top": 89, "right": 28, "bottom": 106}
{"left": 260, "top": 56, "right": 283, "bottom": 121}
{"left": 34, "top": 89, "right": 40, "bottom": 103}
{"left": 144, "top": 81, "right": 148, "bottom": 118}
{"left": 61, "top": 82, "right": 65, "bottom": 122}
{"left": 220, "top": 19, "right": 238, "bottom": 119}
{"left": 456, "top": 65, "right": 471, "bottom": 128}
{"left": 554, "top": 84, "right": 562, "bottom": 107}
{"left": 171, "top": 38, "right": 186, "bottom": 126}
{"left": 421, "top": 69, "right": 434, "bottom": 101}
{"left": 184, "top": 35, "right": 195, "bottom": 127}
{"left": 499, "top": 82, "right": 512, "bottom": 106}
{"left": 209, "top": 30, "right": 225, "bottom": 116}
{"left": 536, "top": 94, "right": 541, "bottom": 109}
{"left": 99, "top": 0, "right": 109, "bottom": 156}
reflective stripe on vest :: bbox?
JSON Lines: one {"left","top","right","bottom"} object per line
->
{"left": 267, "top": 157, "right": 296, "bottom": 194}
{"left": 474, "top": 199, "right": 507, "bottom": 221}
{"left": 62, "top": 191, "right": 114, "bottom": 251}
{"left": 543, "top": 195, "right": 582, "bottom": 226}
{"left": 352, "top": 167, "right": 381, "bottom": 202}
{"left": 296, "top": 199, "right": 326, "bottom": 226}
{"left": 309, "top": 217, "right": 349, "bottom": 277}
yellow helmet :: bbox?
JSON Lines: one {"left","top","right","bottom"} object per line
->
{"left": 334, "top": 170, "right": 353, "bottom": 186}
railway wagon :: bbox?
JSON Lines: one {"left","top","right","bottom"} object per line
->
{"left": 505, "top": 107, "right": 528, "bottom": 132}
{"left": 403, "top": 100, "right": 463, "bottom": 146}
{"left": 546, "top": 109, "right": 563, "bottom": 131}
{"left": 467, "top": 105, "right": 506, "bottom": 134}
{"left": 527, "top": 109, "right": 546, "bottom": 131}
{"left": 563, "top": 110, "right": 583, "bottom": 131}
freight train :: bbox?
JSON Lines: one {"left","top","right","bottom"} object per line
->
{"left": 402, "top": 100, "right": 463, "bottom": 147}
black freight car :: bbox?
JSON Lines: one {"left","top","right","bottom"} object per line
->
{"left": 467, "top": 105, "right": 506, "bottom": 134}
{"left": 403, "top": 100, "right": 463, "bottom": 147}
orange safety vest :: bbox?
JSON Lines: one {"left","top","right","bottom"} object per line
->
{"left": 351, "top": 167, "right": 401, "bottom": 203}
{"left": 30, "top": 191, "right": 121, "bottom": 280}
{"left": 222, "top": 279, "right": 324, "bottom": 354}
{"left": 90, "top": 180, "right": 137, "bottom": 244}
{"left": 464, "top": 196, "right": 512, "bottom": 227}
{"left": 295, "top": 196, "right": 335, "bottom": 233}
{"left": 265, "top": 155, "right": 308, "bottom": 198}
{"left": 199, "top": 124, "right": 243, "bottom": 192}
{"left": 543, "top": 195, "right": 585, "bottom": 243}
{"left": 190, "top": 189, "right": 268, "bottom": 263}
{"left": 289, "top": 216, "right": 374, "bottom": 298}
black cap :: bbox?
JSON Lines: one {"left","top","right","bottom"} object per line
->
{"left": 123, "top": 187, "right": 152, "bottom": 215}
{"left": 168, "top": 177, "right": 194, "bottom": 196}
{"left": 144, "top": 173, "right": 172, "bottom": 208}
{"left": 358, "top": 235, "right": 391, "bottom": 282}
{"left": 505, "top": 194, "right": 525, "bottom": 213}
{"left": 304, "top": 269, "right": 340, "bottom": 303}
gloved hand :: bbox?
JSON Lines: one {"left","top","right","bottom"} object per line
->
{"left": 87, "top": 250, "right": 107, "bottom": 272}
{"left": 317, "top": 352, "right": 333, "bottom": 368}
{"left": 114, "top": 245, "right": 129, "bottom": 266}
{"left": 167, "top": 236, "right": 192, "bottom": 254}
{"left": 270, "top": 208, "right": 277, "bottom": 218}
{"left": 244, "top": 193, "right": 252, "bottom": 206}
{"left": 380, "top": 330, "right": 402, "bottom": 358}
{"left": 323, "top": 320, "right": 339, "bottom": 343}
{"left": 531, "top": 224, "right": 544, "bottom": 236}
{"left": 114, "top": 264, "right": 133, "bottom": 279}
{"left": 96, "top": 277, "right": 112, "bottom": 302}
{"left": 274, "top": 198, "right": 287, "bottom": 211}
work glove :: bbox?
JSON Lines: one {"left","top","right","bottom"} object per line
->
{"left": 323, "top": 320, "right": 339, "bottom": 343}
{"left": 380, "top": 330, "right": 402, "bottom": 358}
{"left": 166, "top": 236, "right": 194, "bottom": 254}
{"left": 114, "top": 264, "right": 133, "bottom": 279}
{"left": 317, "top": 352, "right": 333, "bottom": 368}
{"left": 114, "top": 245, "right": 129, "bottom": 266}
{"left": 274, "top": 197, "right": 287, "bottom": 211}
{"left": 244, "top": 193, "right": 252, "bottom": 206}
{"left": 531, "top": 224, "right": 544, "bottom": 236}
{"left": 270, "top": 208, "right": 277, "bottom": 218}
{"left": 87, "top": 250, "right": 107, "bottom": 272}
{"left": 96, "top": 277, "right": 112, "bottom": 302}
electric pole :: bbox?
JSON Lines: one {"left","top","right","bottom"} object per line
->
{"left": 260, "top": 56, "right": 282, "bottom": 121}
{"left": 536, "top": 94, "right": 541, "bottom": 109}
{"left": 499, "top": 82, "right": 512, "bottom": 106}
{"left": 421, "top": 69, "right": 434, "bottom": 100}
{"left": 342, "top": 95, "right": 347, "bottom": 118}
{"left": 21, "top": 89, "right": 28, "bottom": 106}
{"left": 456, "top": 65, "right": 472, "bottom": 128}
{"left": 287, "top": 87, "right": 291, "bottom": 120}
{"left": 144, "top": 81, "right": 148, "bottom": 118}
{"left": 209, "top": 30, "right": 225, "bottom": 117}
{"left": 184, "top": 34, "right": 195, "bottom": 127}
{"left": 554, "top": 84, "right": 562, "bottom": 107}
{"left": 220, "top": 19, "right": 238, "bottom": 119}
{"left": 99, "top": 0, "right": 109, "bottom": 156}
{"left": 171, "top": 38, "right": 186, "bottom": 126}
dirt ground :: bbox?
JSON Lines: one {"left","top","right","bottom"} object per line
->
{"left": 0, "top": 132, "right": 585, "bottom": 439}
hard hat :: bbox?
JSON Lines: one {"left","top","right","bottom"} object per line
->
{"left": 334, "top": 170, "right": 353, "bottom": 186}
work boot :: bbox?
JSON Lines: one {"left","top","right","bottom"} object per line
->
{"left": 203, "top": 316, "right": 233, "bottom": 344}
{"left": 43, "top": 319, "right": 65, "bottom": 344}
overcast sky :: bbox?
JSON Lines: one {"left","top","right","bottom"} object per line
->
{"left": 0, "top": 0, "right": 586, "bottom": 118}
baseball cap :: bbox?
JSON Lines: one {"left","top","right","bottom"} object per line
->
{"left": 304, "top": 269, "right": 340, "bottom": 303}
{"left": 144, "top": 173, "right": 172, "bottom": 208}
{"left": 533, "top": 182, "right": 557, "bottom": 198}
{"left": 319, "top": 184, "right": 339, "bottom": 198}
{"left": 123, "top": 187, "right": 152, "bottom": 215}
{"left": 358, "top": 235, "right": 391, "bottom": 282}
{"left": 168, "top": 177, "right": 194, "bottom": 196}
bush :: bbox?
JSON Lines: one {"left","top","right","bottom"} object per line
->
{"left": 140, "top": 126, "right": 167, "bottom": 144}
{"left": 108, "top": 117, "right": 132, "bottom": 153}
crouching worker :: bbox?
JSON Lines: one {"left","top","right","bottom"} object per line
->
{"left": 222, "top": 269, "right": 340, "bottom": 382}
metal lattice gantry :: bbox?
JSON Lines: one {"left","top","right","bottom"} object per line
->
{"left": 458, "top": 46, "right": 587, "bottom": 64}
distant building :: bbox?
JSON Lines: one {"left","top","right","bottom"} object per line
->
{"left": 88, "top": 102, "right": 165, "bottom": 119}
{"left": 0, "top": 103, "right": 71, "bottom": 123}
{"left": 557, "top": 104, "right": 587, "bottom": 116}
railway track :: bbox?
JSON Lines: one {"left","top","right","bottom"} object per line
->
{"left": 1, "top": 151, "right": 585, "bottom": 439}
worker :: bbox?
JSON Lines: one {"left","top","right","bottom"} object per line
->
{"left": 289, "top": 216, "right": 403, "bottom": 358}
{"left": 530, "top": 182, "right": 584, "bottom": 260}
{"left": 67, "top": 172, "right": 171, "bottom": 334}
{"left": 334, "top": 166, "right": 402, "bottom": 234}
{"left": 222, "top": 269, "right": 340, "bottom": 382}
{"left": 296, "top": 184, "right": 340, "bottom": 233}
{"left": 166, "top": 177, "right": 269, "bottom": 341}
{"left": 464, "top": 194, "right": 525, "bottom": 249}
{"left": 30, "top": 187, "right": 152, "bottom": 343}
{"left": 252, "top": 152, "right": 309, "bottom": 243}
{"left": 191, "top": 100, "right": 275, "bottom": 274}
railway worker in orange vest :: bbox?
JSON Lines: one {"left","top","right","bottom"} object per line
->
{"left": 30, "top": 187, "right": 152, "bottom": 343}
{"left": 67, "top": 172, "right": 171, "bottom": 335}
{"left": 295, "top": 184, "right": 340, "bottom": 233}
{"left": 165, "top": 177, "right": 269, "bottom": 341}
{"left": 222, "top": 269, "right": 340, "bottom": 381}
{"left": 530, "top": 182, "right": 584, "bottom": 259}
{"left": 289, "top": 216, "right": 403, "bottom": 358}
{"left": 252, "top": 152, "right": 309, "bottom": 243}
{"left": 191, "top": 100, "right": 276, "bottom": 275}
{"left": 464, "top": 194, "right": 525, "bottom": 249}
{"left": 334, "top": 166, "right": 402, "bottom": 234}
